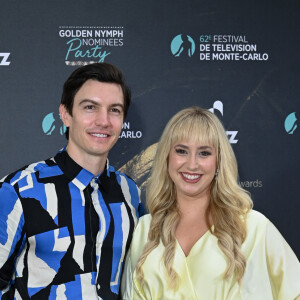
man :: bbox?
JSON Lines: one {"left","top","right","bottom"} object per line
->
{"left": 0, "top": 63, "right": 142, "bottom": 299}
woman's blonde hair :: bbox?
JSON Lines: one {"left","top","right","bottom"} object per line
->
{"left": 136, "top": 106, "right": 253, "bottom": 288}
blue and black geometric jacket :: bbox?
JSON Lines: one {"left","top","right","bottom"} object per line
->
{"left": 0, "top": 148, "right": 142, "bottom": 299}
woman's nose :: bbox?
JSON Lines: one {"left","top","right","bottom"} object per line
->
{"left": 187, "top": 155, "right": 198, "bottom": 170}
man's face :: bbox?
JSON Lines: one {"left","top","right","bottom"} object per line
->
{"left": 60, "top": 79, "right": 124, "bottom": 166}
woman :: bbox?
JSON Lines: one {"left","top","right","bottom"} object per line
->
{"left": 121, "top": 107, "right": 300, "bottom": 300}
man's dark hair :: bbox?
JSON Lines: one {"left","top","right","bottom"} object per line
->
{"left": 61, "top": 63, "right": 131, "bottom": 139}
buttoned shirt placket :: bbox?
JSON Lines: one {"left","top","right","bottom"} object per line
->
{"left": 90, "top": 177, "right": 106, "bottom": 299}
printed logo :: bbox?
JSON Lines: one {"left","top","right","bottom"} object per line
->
{"left": 170, "top": 33, "right": 269, "bottom": 62}
{"left": 284, "top": 112, "right": 297, "bottom": 134}
{"left": 42, "top": 112, "right": 66, "bottom": 136}
{"left": 209, "top": 100, "right": 238, "bottom": 144}
{"left": 170, "top": 34, "right": 195, "bottom": 57}
{"left": 119, "top": 122, "right": 143, "bottom": 139}
{"left": 209, "top": 100, "right": 223, "bottom": 115}
{"left": 240, "top": 179, "right": 263, "bottom": 189}
{"left": 58, "top": 26, "right": 124, "bottom": 66}
{"left": 208, "top": 101, "right": 261, "bottom": 188}
{"left": 0, "top": 53, "right": 11, "bottom": 66}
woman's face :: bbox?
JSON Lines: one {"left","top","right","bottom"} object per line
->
{"left": 168, "top": 139, "right": 217, "bottom": 201}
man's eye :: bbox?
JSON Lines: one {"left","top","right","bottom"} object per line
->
{"left": 110, "top": 107, "right": 122, "bottom": 114}
{"left": 85, "top": 105, "right": 95, "bottom": 110}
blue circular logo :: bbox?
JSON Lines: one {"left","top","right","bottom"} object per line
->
{"left": 171, "top": 34, "right": 195, "bottom": 57}
{"left": 42, "top": 112, "right": 66, "bottom": 136}
{"left": 284, "top": 112, "right": 297, "bottom": 134}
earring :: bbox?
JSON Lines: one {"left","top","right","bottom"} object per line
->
{"left": 215, "top": 168, "right": 219, "bottom": 176}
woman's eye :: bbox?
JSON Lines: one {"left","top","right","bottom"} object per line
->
{"left": 200, "top": 151, "right": 211, "bottom": 157}
{"left": 175, "top": 148, "right": 187, "bottom": 155}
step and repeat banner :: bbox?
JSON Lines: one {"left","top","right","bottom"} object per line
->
{"left": 0, "top": 0, "right": 299, "bottom": 257}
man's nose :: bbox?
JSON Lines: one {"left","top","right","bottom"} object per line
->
{"left": 95, "top": 109, "right": 110, "bottom": 127}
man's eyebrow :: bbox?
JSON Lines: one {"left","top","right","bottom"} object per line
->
{"left": 110, "top": 103, "right": 124, "bottom": 110}
{"left": 78, "top": 99, "right": 100, "bottom": 106}
{"left": 78, "top": 99, "right": 124, "bottom": 110}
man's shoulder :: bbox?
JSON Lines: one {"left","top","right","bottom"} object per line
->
{"left": 108, "top": 165, "right": 142, "bottom": 212}
{"left": 0, "top": 157, "right": 56, "bottom": 186}
{"left": 109, "top": 165, "right": 138, "bottom": 186}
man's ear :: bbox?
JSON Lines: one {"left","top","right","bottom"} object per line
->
{"left": 59, "top": 104, "right": 71, "bottom": 127}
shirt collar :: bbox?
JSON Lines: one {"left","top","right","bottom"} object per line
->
{"left": 54, "top": 148, "right": 111, "bottom": 191}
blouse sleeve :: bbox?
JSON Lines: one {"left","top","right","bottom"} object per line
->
{"left": 265, "top": 221, "right": 300, "bottom": 300}
{"left": 121, "top": 246, "right": 147, "bottom": 300}
{"left": 121, "top": 246, "right": 134, "bottom": 300}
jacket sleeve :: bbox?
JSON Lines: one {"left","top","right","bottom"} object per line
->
{"left": 265, "top": 221, "right": 300, "bottom": 300}
{"left": 0, "top": 182, "right": 25, "bottom": 290}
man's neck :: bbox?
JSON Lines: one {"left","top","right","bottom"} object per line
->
{"left": 65, "top": 146, "right": 107, "bottom": 176}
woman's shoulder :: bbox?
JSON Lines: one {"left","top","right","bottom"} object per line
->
{"left": 136, "top": 213, "right": 152, "bottom": 230}
{"left": 246, "top": 209, "right": 269, "bottom": 226}
{"left": 127, "top": 214, "right": 152, "bottom": 269}
{"left": 138, "top": 213, "right": 152, "bottom": 223}
{"left": 131, "top": 214, "right": 152, "bottom": 246}
{"left": 243, "top": 209, "right": 271, "bottom": 247}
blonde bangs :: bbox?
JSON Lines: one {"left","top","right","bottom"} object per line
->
{"left": 169, "top": 111, "right": 219, "bottom": 150}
